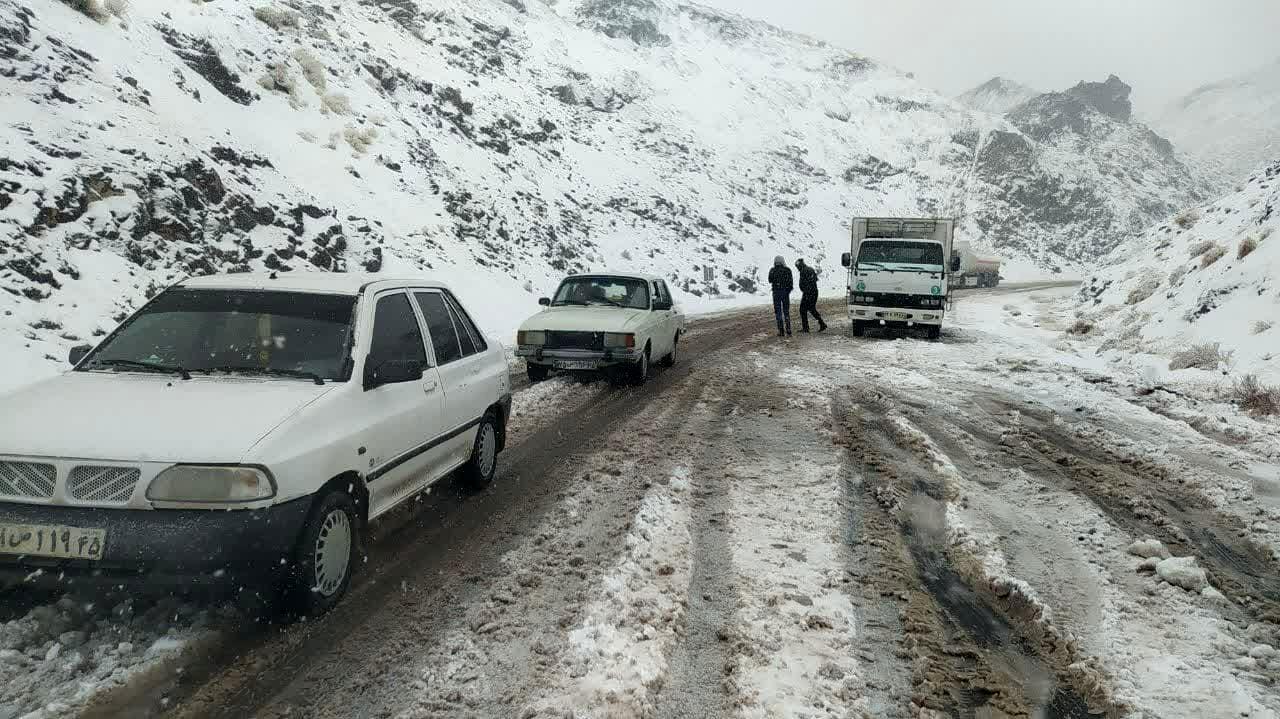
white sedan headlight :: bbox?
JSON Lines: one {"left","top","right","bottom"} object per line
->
{"left": 604, "top": 332, "right": 635, "bottom": 348}
{"left": 147, "top": 466, "right": 275, "bottom": 504}
{"left": 518, "top": 330, "right": 546, "bottom": 346}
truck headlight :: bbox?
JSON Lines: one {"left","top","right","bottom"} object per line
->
{"left": 147, "top": 466, "right": 275, "bottom": 504}
{"left": 604, "top": 332, "right": 635, "bottom": 348}
{"left": 517, "top": 330, "right": 546, "bottom": 346}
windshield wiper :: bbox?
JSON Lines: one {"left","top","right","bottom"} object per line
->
{"left": 202, "top": 365, "right": 325, "bottom": 385}
{"left": 856, "top": 262, "right": 892, "bottom": 272}
{"left": 553, "top": 300, "right": 590, "bottom": 306}
{"left": 90, "top": 358, "right": 191, "bottom": 380}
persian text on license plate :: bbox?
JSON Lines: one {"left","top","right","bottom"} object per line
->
{"left": 887, "top": 312, "right": 911, "bottom": 320}
{"left": 0, "top": 523, "right": 106, "bottom": 561}
{"left": 554, "top": 360, "right": 598, "bottom": 370}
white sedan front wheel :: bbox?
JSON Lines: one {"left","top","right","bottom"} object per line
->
{"left": 289, "top": 491, "right": 359, "bottom": 616}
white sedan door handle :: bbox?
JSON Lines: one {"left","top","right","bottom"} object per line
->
{"left": 423, "top": 378, "right": 439, "bottom": 394}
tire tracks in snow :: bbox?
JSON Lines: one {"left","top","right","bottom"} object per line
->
{"left": 832, "top": 386, "right": 1117, "bottom": 718}
{"left": 923, "top": 390, "right": 1280, "bottom": 633}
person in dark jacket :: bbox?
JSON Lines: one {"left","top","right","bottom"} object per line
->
{"left": 795, "top": 259, "right": 827, "bottom": 333}
{"left": 767, "top": 255, "right": 793, "bottom": 337}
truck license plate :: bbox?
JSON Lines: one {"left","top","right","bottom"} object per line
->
{"left": 0, "top": 523, "right": 106, "bottom": 561}
{"left": 554, "top": 360, "right": 597, "bottom": 370}
{"left": 887, "top": 312, "right": 911, "bottom": 320}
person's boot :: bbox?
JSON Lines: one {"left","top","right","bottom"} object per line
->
{"left": 818, "top": 322, "right": 828, "bottom": 333}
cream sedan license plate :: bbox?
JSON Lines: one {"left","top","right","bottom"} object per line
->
{"left": 0, "top": 523, "right": 106, "bottom": 561}
{"left": 554, "top": 360, "right": 597, "bottom": 370}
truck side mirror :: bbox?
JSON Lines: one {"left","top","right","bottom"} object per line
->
{"left": 950, "top": 255, "right": 961, "bottom": 272}
{"left": 840, "top": 252, "right": 851, "bottom": 268}
{"left": 538, "top": 297, "right": 551, "bottom": 306}
{"left": 69, "top": 344, "right": 91, "bottom": 366}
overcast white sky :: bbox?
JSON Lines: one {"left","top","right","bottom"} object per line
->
{"left": 695, "top": 0, "right": 1280, "bottom": 112}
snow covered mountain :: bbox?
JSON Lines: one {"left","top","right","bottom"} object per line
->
{"left": 1076, "top": 159, "right": 1279, "bottom": 382}
{"left": 956, "top": 76, "right": 1038, "bottom": 115}
{"left": 1154, "top": 57, "right": 1280, "bottom": 188}
{"left": 1, "top": 0, "right": 1207, "bottom": 388}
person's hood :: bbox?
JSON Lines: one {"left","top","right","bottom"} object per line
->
{"left": 520, "top": 305, "right": 650, "bottom": 332}
{"left": 0, "top": 371, "right": 334, "bottom": 463}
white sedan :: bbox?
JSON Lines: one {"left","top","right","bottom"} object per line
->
{"left": 0, "top": 273, "right": 511, "bottom": 615}
{"left": 516, "top": 273, "right": 685, "bottom": 385}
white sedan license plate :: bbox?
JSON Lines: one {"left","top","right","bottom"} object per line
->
{"left": 886, "top": 312, "right": 911, "bottom": 320}
{"left": 554, "top": 360, "right": 598, "bottom": 370}
{"left": 0, "top": 523, "right": 106, "bottom": 561}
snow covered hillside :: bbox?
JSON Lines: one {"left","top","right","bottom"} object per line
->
{"left": 2, "top": 0, "right": 1206, "bottom": 388}
{"left": 1075, "top": 159, "right": 1279, "bottom": 384}
{"left": 956, "top": 76, "right": 1038, "bottom": 115}
{"left": 1155, "top": 57, "right": 1280, "bottom": 188}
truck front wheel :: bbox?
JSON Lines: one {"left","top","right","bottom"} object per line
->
{"left": 851, "top": 321, "right": 866, "bottom": 337}
{"left": 926, "top": 325, "right": 941, "bottom": 341}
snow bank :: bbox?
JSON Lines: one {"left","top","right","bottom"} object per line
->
{"left": 1155, "top": 556, "right": 1210, "bottom": 592}
{"left": 0, "top": 594, "right": 220, "bottom": 718}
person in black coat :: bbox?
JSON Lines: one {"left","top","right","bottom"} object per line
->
{"left": 795, "top": 259, "right": 827, "bottom": 333}
{"left": 767, "top": 255, "right": 793, "bottom": 337}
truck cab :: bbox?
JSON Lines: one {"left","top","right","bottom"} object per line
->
{"left": 840, "top": 217, "right": 957, "bottom": 340}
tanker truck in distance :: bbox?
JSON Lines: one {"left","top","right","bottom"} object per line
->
{"left": 841, "top": 217, "right": 957, "bottom": 340}
{"left": 952, "top": 241, "right": 1002, "bottom": 288}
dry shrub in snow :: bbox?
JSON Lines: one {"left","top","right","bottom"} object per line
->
{"left": 1065, "top": 319, "right": 1094, "bottom": 336}
{"left": 344, "top": 126, "right": 378, "bottom": 154}
{"left": 320, "top": 92, "right": 351, "bottom": 115}
{"left": 1199, "top": 243, "right": 1226, "bottom": 268}
{"left": 1173, "top": 208, "right": 1200, "bottom": 229}
{"left": 1253, "top": 320, "right": 1274, "bottom": 335}
{"left": 1232, "top": 375, "right": 1279, "bottom": 417}
{"left": 1261, "top": 226, "right": 1275, "bottom": 241}
{"left": 1238, "top": 236, "right": 1258, "bottom": 259}
{"left": 1187, "top": 239, "right": 1215, "bottom": 258}
{"left": 1125, "top": 275, "right": 1160, "bottom": 305}
{"left": 291, "top": 48, "right": 327, "bottom": 92}
{"left": 1169, "top": 342, "right": 1231, "bottom": 371}
{"left": 253, "top": 6, "right": 299, "bottom": 30}
{"left": 258, "top": 63, "right": 304, "bottom": 108}
{"left": 1167, "top": 265, "right": 1187, "bottom": 286}
{"left": 60, "top": 0, "right": 126, "bottom": 21}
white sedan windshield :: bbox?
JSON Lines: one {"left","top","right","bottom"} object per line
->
{"left": 552, "top": 277, "right": 650, "bottom": 309}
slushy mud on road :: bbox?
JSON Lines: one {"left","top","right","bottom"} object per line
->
{"left": 6, "top": 284, "right": 1280, "bottom": 719}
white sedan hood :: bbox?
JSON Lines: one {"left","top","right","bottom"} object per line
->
{"left": 0, "top": 372, "right": 333, "bottom": 463}
{"left": 521, "top": 306, "right": 648, "bottom": 332}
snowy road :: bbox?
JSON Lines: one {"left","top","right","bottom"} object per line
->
{"left": 6, "top": 284, "right": 1280, "bottom": 719}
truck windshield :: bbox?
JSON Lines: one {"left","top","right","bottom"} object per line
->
{"left": 79, "top": 289, "right": 357, "bottom": 382}
{"left": 857, "top": 241, "right": 944, "bottom": 271}
{"left": 552, "top": 277, "right": 650, "bottom": 309}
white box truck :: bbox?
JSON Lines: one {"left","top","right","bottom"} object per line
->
{"left": 840, "top": 217, "right": 957, "bottom": 340}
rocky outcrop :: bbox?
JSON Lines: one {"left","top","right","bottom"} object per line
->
{"left": 1066, "top": 74, "right": 1132, "bottom": 121}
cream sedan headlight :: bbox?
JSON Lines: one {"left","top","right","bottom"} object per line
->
{"left": 603, "top": 332, "right": 635, "bottom": 348}
{"left": 146, "top": 465, "right": 275, "bottom": 504}
{"left": 517, "top": 330, "right": 546, "bottom": 346}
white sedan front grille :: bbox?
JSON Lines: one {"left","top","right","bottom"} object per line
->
{"left": 67, "top": 465, "right": 143, "bottom": 504}
{"left": 0, "top": 460, "right": 57, "bottom": 500}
